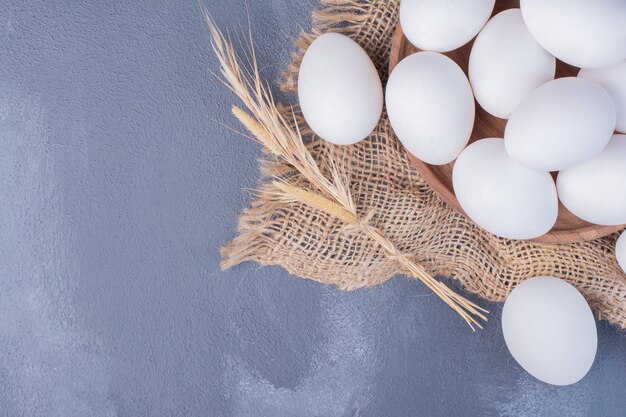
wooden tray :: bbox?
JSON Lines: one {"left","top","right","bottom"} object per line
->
{"left": 388, "top": 0, "right": 624, "bottom": 244}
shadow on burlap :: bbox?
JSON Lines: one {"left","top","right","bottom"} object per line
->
{"left": 221, "top": 0, "right": 626, "bottom": 328}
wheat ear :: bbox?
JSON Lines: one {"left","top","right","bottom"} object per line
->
{"left": 206, "top": 14, "right": 488, "bottom": 329}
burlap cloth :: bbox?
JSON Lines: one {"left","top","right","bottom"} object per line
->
{"left": 222, "top": 0, "right": 626, "bottom": 328}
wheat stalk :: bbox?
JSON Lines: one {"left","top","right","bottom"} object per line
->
{"left": 270, "top": 181, "right": 488, "bottom": 329}
{"left": 205, "top": 13, "right": 488, "bottom": 329}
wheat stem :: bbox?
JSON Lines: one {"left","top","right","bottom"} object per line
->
{"left": 206, "top": 14, "right": 487, "bottom": 329}
{"left": 270, "top": 182, "right": 487, "bottom": 329}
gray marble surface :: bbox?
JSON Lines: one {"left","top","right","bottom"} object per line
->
{"left": 0, "top": 1, "right": 625, "bottom": 416}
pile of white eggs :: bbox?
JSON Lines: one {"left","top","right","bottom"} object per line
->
{"left": 298, "top": 0, "right": 626, "bottom": 242}
{"left": 395, "top": 0, "right": 626, "bottom": 241}
{"left": 297, "top": 0, "right": 626, "bottom": 387}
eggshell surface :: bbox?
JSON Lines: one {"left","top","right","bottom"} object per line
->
{"left": 579, "top": 60, "right": 626, "bottom": 133}
{"left": 298, "top": 33, "right": 383, "bottom": 145}
{"left": 505, "top": 77, "right": 616, "bottom": 172}
{"left": 400, "top": 0, "right": 495, "bottom": 52}
{"left": 616, "top": 231, "right": 626, "bottom": 274}
{"left": 520, "top": 0, "right": 626, "bottom": 69}
{"left": 557, "top": 134, "right": 626, "bottom": 226}
{"left": 469, "top": 9, "right": 555, "bottom": 119}
{"left": 502, "top": 276, "right": 597, "bottom": 386}
{"left": 452, "top": 138, "right": 558, "bottom": 240}
{"left": 386, "top": 52, "right": 474, "bottom": 165}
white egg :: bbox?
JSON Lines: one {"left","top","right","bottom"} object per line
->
{"left": 502, "top": 276, "right": 597, "bottom": 386}
{"left": 400, "top": 0, "right": 495, "bottom": 52}
{"left": 469, "top": 9, "right": 555, "bottom": 119}
{"left": 557, "top": 134, "right": 626, "bottom": 226}
{"left": 520, "top": 0, "right": 626, "bottom": 69}
{"left": 386, "top": 52, "right": 474, "bottom": 165}
{"left": 579, "top": 60, "right": 626, "bottom": 133}
{"left": 452, "top": 138, "right": 558, "bottom": 240}
{"left": 298, "top": 33, "right": 383, "bottom": 145}
{"left": 505, "top": 77, "right": 616, "bottom": 172}
{"left": 616, "top": 231, "right": 626, "bottom": 274}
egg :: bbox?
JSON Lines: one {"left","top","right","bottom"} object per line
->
{"left": 386, "top": 52, "right": 474, "bottom": 165}
{"left": 298, "top": 33, "right": 383, "bottom": 145}
{"left": 400, "top": 0, "right": 495, "bottom": 52}
{"left": 505, "top": 77, "right": 616, "bottom": 172}
{"left": 557, "top": 135, "right": 626, "bottom": 226}
{"left": 502, "top": 276, "right": 597, "bottom": 386}
{"left": 579, "top": 60, "right": 626, "bottom": 133}
{"left": 468, "top": 9, "right": 555, "bottom": 119}
{"left": 520, "top": 0, "right": 626, "bottom": 69}
{"left": 452, "top": 138, "right": 558, "bottom": 240}
{"left": 616, "top": 231, "right": 626, "bottom": 274}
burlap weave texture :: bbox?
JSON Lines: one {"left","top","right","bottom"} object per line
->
{"left": 221, "top": 0, "right": 626, "bottom": 328}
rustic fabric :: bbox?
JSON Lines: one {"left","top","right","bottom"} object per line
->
{"left": 221, "top": 0, "right": 626, "bottom": 328}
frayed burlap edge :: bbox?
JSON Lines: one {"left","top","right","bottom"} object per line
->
{"left": 220, "top": 0, "right": 626, "bottom": 328}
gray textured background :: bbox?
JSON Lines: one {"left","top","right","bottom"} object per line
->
{"left": 0, "top": 1, "right": 625, "bottom": 416}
